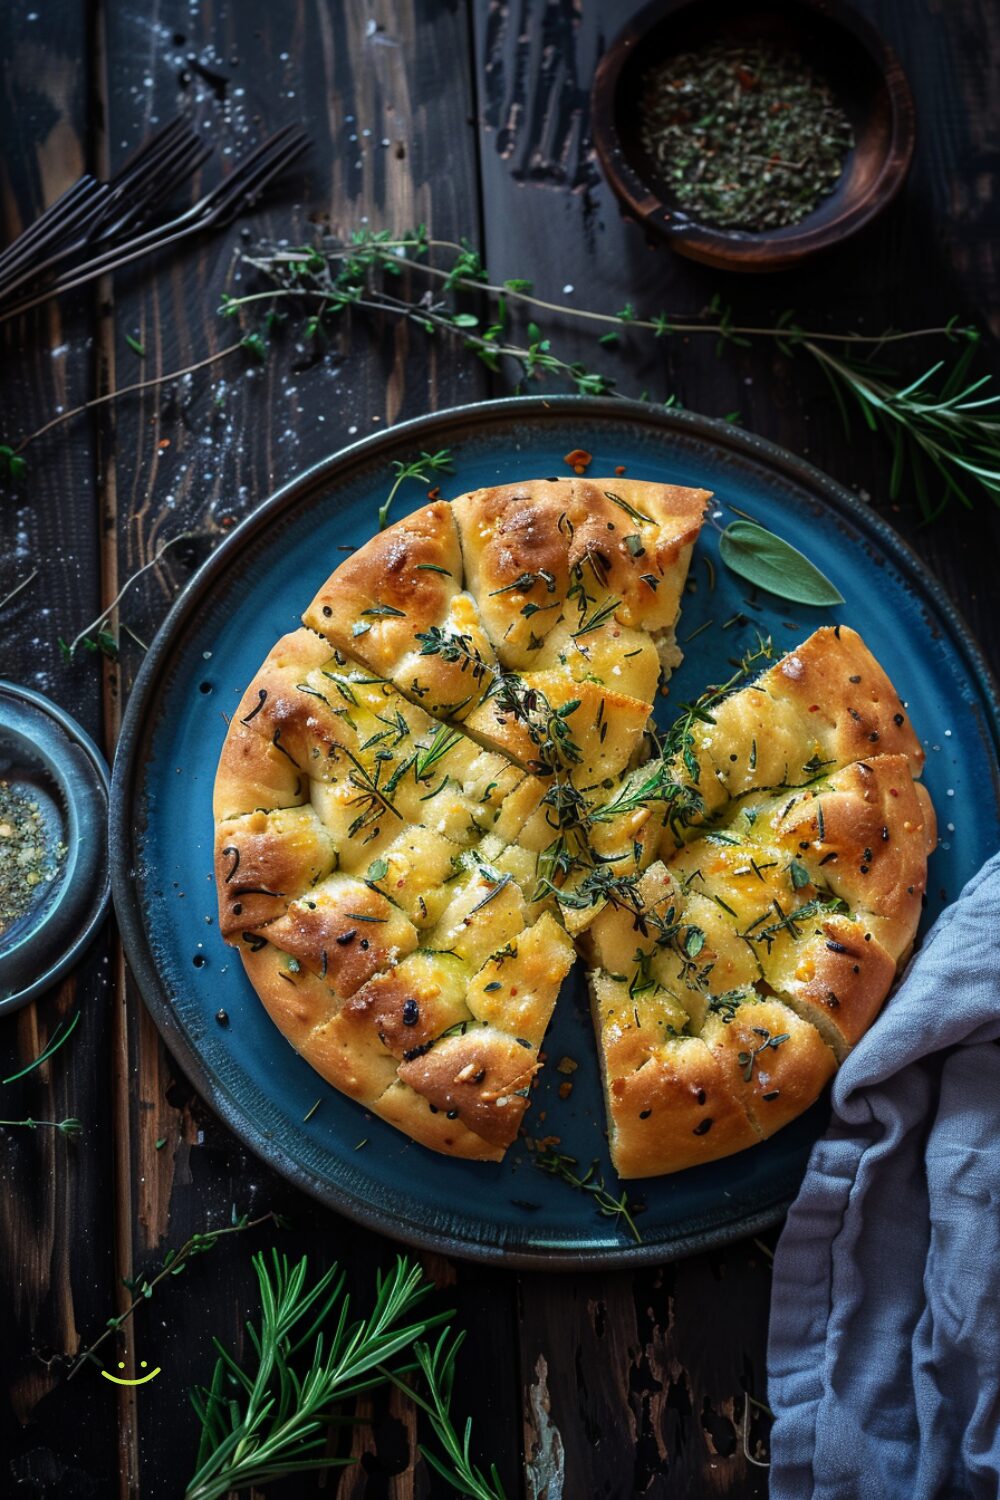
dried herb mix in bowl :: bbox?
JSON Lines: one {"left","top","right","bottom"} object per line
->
{"left": 638, "top": 37, "right": 854, "bottom": 232}
{"left": 0, "top": 780, "right": 63, "bottom": 935}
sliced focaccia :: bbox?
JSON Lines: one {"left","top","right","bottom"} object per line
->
{"left": 214, "top": 478, "right": 937, "bottom": 1177}
{"left": 589, "top": 972, "right": 839, "bottom": 1178}
{"left": 451, "top": 477, "right": 709, "bottom": 670}
{"left": 655, "top": 627, "right": 926, "bottom": 847}
{"left": 303, "top": 480, "right": 709, "bottom": 762}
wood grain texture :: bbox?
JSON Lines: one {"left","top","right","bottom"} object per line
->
{"left": 0, "top": 0, "right": 997, "bottom": 1496}
{"left": 0, "top": 2, "right": 119, "bottom": 1495}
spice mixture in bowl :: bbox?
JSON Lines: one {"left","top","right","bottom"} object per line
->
{"left": 638, "top": 37, "right": 854, "bottom": 233}
{"left": 0, "top": 777, "right": 64, "bottom": 938}
{"left": 591, "top": 0, "right": 915, "bottom": 271}
{"left": 0, "top": 682, "right": 110, "bottom": 1014}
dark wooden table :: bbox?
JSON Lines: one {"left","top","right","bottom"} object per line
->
{"left": 1, "top": 2, "right": 997, "bottom": 1496}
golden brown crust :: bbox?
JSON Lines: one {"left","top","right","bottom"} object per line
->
{"left": 396, "top": 1029, "right": 537, "bottom": 1148}
{"left": 214, "top": 806, "right": 335, "bottom": 936}
{"left": 332, "top": 951, "right": 470, "bottom": 1061}
{"left": 452, "top": 478, "right": 708, "bottom": 668}
{"left": 302, "top": 501, "right": 462, "bottom": 671}
{"left": 465, "top": 914, "right": 575, "bottom": 1043}
{"left": 372, "top": 1080, "right": 506, "bottom": 1161}
{"left": 761, "top": 915, "right": 898, "bottom": 1059}
{"left": 759, "top": 756, "right": 935, "bottom": 961}
{"left": 213, "top": 723, "right": 307, "bottom": 821}
{"left": 668, "top": 628, "right": 927, "bottom": 843}
{"left": 602, "top": 1034, "right": 760, "bottom": 1179}
{"left": 237, "top": 941, "right": 341, "bottom": 1051}
{"left": 261, "top": 878, "right": 418, "bottom": 997}
{"left": 770, "top": 627, "right": 924, "bottom": 774}
{"left": 700, "top": 996, "right": 836, "bottom": 1137}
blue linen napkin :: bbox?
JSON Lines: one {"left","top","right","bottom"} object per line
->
{"left": 767, "top": 851, "right": 1000, "bottom": 1500}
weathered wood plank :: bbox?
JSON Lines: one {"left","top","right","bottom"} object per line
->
{"left": 0, "top": 3, "right": 121, "bottom": 1496}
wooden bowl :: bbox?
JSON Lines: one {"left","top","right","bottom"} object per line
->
{"left": 591, "top": 0, "right": 916, "bottom": 272}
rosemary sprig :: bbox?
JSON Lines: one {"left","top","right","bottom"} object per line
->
{"left": 382, "top": 1331, "right": 507, "bottom": 1500}
{"left": 185, "top": 1251, "right": 438, "bottom": 1499}
{"left": 805, "top": 339, "right": 1000, "bottom": 517}
{"left": 533, "top": 1149, "right": 642, "bottom": 1243}
{"left": 184, "top": 1250, "right": 497, "bottom": 1500}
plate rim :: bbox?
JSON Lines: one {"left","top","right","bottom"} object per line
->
{"left": 110, "top": 394, "right": 1000, "bottom": 1269}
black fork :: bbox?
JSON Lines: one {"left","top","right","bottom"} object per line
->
{"left": 0, "top": 122, "right": 310, "bottom": 323}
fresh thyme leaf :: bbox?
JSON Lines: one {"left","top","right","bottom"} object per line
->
{"left": 719, "top": 522, "right": 845, "bottom": 606}
{"left": 683, "top": 925, "right": 706, "bottom": 958}
{"left": 378, "top": 448, "right": 456, "bottom": 529}
{"left": 0, "top": 445, "right": 27, "bottom": 481}
{"left": 240, "top": 331, "right": 267, "bottom": 362}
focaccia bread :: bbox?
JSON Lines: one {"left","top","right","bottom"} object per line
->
{"left": 213, "top": 477, "right": 935, "bottom": 1177}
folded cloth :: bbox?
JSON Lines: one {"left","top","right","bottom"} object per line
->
{"left": 767, "top": 851, "right": 1000, "bottom": 1500}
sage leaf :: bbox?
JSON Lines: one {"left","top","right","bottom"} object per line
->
{"left": 719, "top": 521, "right": 844, "bottom": 606}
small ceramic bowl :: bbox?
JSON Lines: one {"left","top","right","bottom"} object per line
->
{"left": 0, "top": 682, "right": 110, "bottom": 1014}
{"left": 591, "top": 0, "right": 916, "bottom": 272}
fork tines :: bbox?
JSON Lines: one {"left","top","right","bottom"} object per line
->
{"left": 0, "top": 120, "right": 310, "bottom": 323}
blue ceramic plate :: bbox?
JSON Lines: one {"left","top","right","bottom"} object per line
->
{"left": 111, "top": 397, "right": 1000, "bottom": 1267}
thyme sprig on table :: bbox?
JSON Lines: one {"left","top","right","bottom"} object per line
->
{"left": 5, "top": 230, "right": 995, "bottom": 523}
{"left": 219, "top": 229, "right": 999, "bottom": 519}
{"left": 68, "top": 1209, "right": 285, "bottom": 1381}
{"left": 0, "top": 1115, "right": 82, "bottom": 1135}
{"left": 0, "top": 1009, "right": 83, "bottom": 1138}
